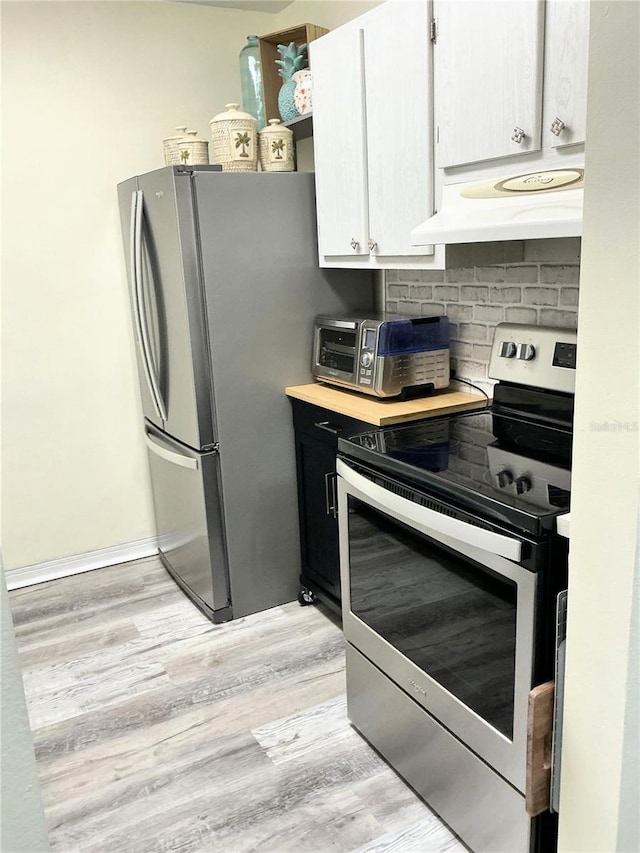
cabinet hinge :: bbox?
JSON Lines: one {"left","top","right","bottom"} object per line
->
{"left": 430, "top": 18, "right": 438, "bottom": 43}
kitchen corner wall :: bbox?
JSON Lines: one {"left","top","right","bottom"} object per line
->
{"left": 385, "top": 238, "right": 581, "bottom": 395}
{"left": 1, "top": 0, "right": 377, "bottom": 574}
{"left": 1, "top": 1, "right": 277, "bottom": 571}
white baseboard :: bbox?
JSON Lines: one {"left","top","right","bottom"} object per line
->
{"left": 4, "top": 537, "right": 159, "bottom": 591}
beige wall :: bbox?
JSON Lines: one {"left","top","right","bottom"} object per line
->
{"left": 275, "top": 0, "right": 381, "bottom": 29}
{"left": 1, "top": 0, "right": 377, "bottom": 571}
{"left": 1, "top": 0, "right": 276, "bottom": 569}
{"left": 558, "top": 1, "right": 639, "bottom": 850}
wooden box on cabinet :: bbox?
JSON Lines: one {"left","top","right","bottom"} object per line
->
{"left": 258, "top": 24, "right": 329, "bottom": 124}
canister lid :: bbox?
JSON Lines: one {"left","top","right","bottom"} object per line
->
{"left": 259, "top": 118, "right": 293, "bottom": 137}
{"left": 163, "top": 125, "right": 188, "bottom": 143}
{"left": 182, "top": 130, "right": 207, "bottom": 142}
{"left": 209, "top": 103, "right": 256, "bottom": 125}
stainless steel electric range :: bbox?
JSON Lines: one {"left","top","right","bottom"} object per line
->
{"left": 336, "top": 323, "right": 576, "bottom": 853}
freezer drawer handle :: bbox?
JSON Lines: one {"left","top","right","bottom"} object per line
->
{"left": 145, "top": 432, "right": 199, "bottom": 471}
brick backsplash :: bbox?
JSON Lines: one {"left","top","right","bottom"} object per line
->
{"left": 386, "top": 242, "right": 580, "bottom": 396}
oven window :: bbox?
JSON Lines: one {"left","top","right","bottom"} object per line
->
{"left": 318, "top": 328, "right": 356, "bottom": 374}
{"left": 348, "top": 498, "right": 517, "bottom": 738}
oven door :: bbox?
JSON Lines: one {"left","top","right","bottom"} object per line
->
{"left": 313, "top": 321, "right": 359, "bottom": 385}
{"left": 337, "top": 457, "right": 540, "bottom": 793}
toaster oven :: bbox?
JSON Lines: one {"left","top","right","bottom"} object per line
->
{"left": 312, "top": 314, "right": 450, "bottom": 398}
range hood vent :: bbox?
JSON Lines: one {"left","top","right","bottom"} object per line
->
{"left": 411, "top": 168, "right": 584, "bottom": 245}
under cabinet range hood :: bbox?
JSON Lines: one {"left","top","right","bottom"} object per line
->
{"left": 411, "top": 168, "right": 584, "bottom": 245}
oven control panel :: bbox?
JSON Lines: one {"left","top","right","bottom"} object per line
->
{"left": 489, "top": 323, "right": 577, "bottom": 394}
{"left": 487, "top": 446, "right": 571, "bottom": 512}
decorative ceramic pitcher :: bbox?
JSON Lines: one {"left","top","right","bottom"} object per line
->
{"left": 292, "top": 69, "right": 313, "bottom": 116}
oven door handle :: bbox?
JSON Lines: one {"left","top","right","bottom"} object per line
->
{"left": 337, "top": 458, "right": 523, "bottom": 563}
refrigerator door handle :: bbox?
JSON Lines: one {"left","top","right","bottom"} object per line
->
{"left": 131, "top": 190, "right": 167, "bottom": 422}
{"left": 145, "top": 430, "right": 200, "bottom": 471}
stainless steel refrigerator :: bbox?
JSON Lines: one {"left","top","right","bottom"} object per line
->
{"left": 118, "top": 165, "right": 372, "bottom": 622}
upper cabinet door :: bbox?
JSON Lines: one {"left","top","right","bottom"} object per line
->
{"left": 542, "top": 0, "right": 590, "bottom": 149}
{"left": 365, "top": 1, "right": 434, "bottom": 257}
{"left": 311, "top": 26, "right": 369, "bottom": 258}
{"left": 435, "top": 0, "right": 545, "bottom": 168}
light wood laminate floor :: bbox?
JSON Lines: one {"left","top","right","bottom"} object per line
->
{"left": 9, "top": 557, "right": 466, "bottom": 853}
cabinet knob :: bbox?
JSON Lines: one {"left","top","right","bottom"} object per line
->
{"left": 511, "top": 126, "right": 526, "bottom": 144}
{"left": 367, "top": 238, "right": 377, "bottom": 251}
{"left": 550, "top": 117, "right": 566, "bottom": 137}
{"left": 350, "top": 238, "right": 359, "bottom": 251}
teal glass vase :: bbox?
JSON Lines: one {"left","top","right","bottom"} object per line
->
{"left": 239, "top": 36, "right": 265, "bottom": 130}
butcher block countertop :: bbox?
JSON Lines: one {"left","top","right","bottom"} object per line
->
{"left": 285, "top": 383, "right": 488, "bottom": 427}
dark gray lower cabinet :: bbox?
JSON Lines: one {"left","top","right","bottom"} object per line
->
{"left": 290, "top": 398, "right": 368, "bottom": 615}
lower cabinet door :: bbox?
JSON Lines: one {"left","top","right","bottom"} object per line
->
{"left": 295, "top": 431, "right": 341, "bottom": 601}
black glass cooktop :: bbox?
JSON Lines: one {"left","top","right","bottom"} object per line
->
{"left": 338, "top": 408, "right": 572, "bottom": 535}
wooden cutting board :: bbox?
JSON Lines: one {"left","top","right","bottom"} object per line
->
{"left": 285, "top": 383, "right": 488, "bottom": 427}
{"left": 526, "top": 680, "right": 555, "bottom": 817}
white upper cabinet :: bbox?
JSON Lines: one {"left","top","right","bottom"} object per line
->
{"left": 364, "top": 4, "right": 433, "bottom": 259}
{"left": 434, "top": 0, "right": 545, "bottom": 169}
{"left": 312, "top": 25, "right": 368, "bottom": 258}
{"left": 433, "top": 0, "right": 589, "bottom": 172}
{"left": 312, "top": 1, "right": 434, "bottom": 267}
{"left": 542, "top": 0, "right": 590, "bottom": 149}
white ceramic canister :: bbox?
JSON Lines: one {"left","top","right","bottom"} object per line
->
{"left": 175, "top": 130, "right": 210, "bottom": 165}
{"left": 209, "top": 103, "right": 257, "bottom": 172}
{"left": 292, "top": 69, "right": 313, "bottom": 116}
{"left": 163, "top": 126, "right": 188, "bottom": 165}
{"left": 258, "top": 119, "right": 294, "bottom": 172}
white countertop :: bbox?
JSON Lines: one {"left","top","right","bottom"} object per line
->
{"left": 557, "top": 514, "right": 571, "bottom": 539}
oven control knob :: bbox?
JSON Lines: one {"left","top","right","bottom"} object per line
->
{"left": 497, "top": 469, "right": 514, "bottom": 488}
{"left": 360, "top": 352, "right": 373, "bottom": 368}
{"left": 515, "top": 475, "right": 533, "bottom": 495}
{"left": 499, "top": 341, "right": 517, "bottom": 359}
{"left": 517, "top": 343, "right": 536, "bottom": 361}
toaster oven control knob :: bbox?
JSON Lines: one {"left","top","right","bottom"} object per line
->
{"left": 360, "top": 352, "right": 373, "bottom": 368}
{"left": 518, "top": 343, "right": 536, "bottom": 361}
{"left": 515, "top": 475, "right": 533, "bottom": 495}
{"left": 497, "top": 469, "right": 514, "bottom": 489}
{"left": 499, "top": 340, "right": 517, "bottom": 359}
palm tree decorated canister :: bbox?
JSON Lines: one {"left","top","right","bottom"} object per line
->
{"left": 209, "top": 103, "right": 258, "bottom": 171}
{"left": 258, "top": 119, "right": 294, "bottom": 172}
{"left": 276, "top": 42, "right": 308, "bottom": 122}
